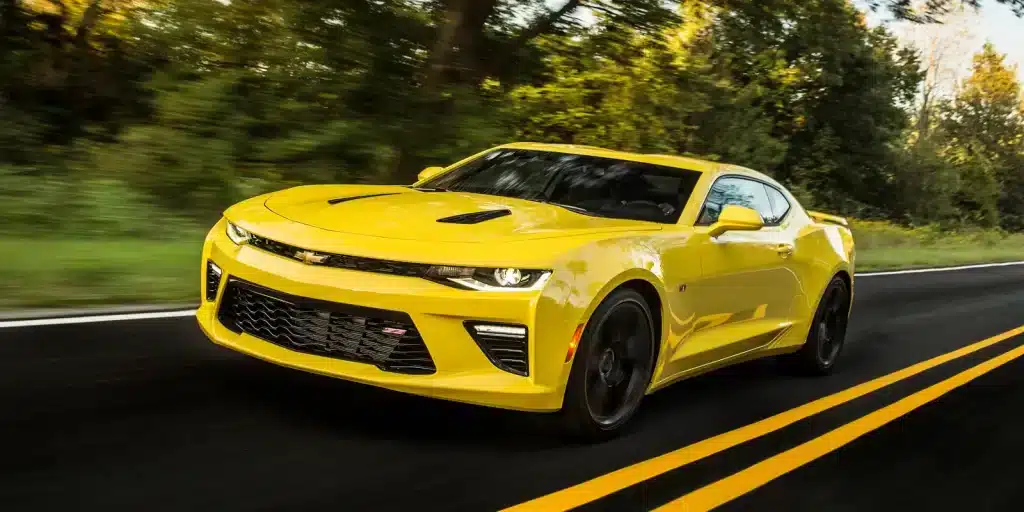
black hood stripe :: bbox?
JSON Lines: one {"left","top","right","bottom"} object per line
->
{"left": 436, "top": 209, "right": 512, "bottom": 224}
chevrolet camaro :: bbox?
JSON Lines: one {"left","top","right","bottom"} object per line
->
{"left": 196, "top": 142, "right": 855, "bottom": 440}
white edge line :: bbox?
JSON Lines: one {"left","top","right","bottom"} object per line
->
{"left": 0, "top": 309, "right": 197, "bottom": 329}
{"left": 854, "top": 260, "right": 1024, "bottom": 277}
{"left": 3, "top": 260, "right": 1023, "bottom": 328}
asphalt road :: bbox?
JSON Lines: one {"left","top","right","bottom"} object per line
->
{"left": 3, "top": 264, "right": 1024, "bottom": 511}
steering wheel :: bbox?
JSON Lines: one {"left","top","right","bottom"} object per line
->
{"left": 620, "top": 199, "right": 675, "bottom": 214}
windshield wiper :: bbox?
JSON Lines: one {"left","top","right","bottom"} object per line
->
{"left": 509, "top": 195, "right": 609, "bottom": 217}
{"left": 408, "top": 186, "right": 450, "bottom": 192}
{"left": 547, "top": 202, "right": 611, "bottom": 218}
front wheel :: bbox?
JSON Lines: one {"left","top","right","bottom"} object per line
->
{"left": 559, "top": 288, "right": 657, "bottom": 442}
{"left": 782, "top": 275, "right": 851, "bottom": 376}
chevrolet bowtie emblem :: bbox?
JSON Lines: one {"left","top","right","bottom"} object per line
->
{"left": 294, "top": 250, "right": 329, "bottom": 265}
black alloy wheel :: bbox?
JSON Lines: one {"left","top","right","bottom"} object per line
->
{"left": 560, "top": 288, "right": 656, "bottom": 441}
{"left": 816, "top": 283, "right": 848, "bottom": 367}
{"left": 783, "top": 275, "right": 851, "bottom": 375}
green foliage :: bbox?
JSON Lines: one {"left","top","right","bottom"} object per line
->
{"left": 0, "top": 165, "right": 198, "bottom": 238}
{"left": 849, "top": 219, "right": 1024, "bottom": 271}
{"left": 1, "top": 0, "right": 1024, "bottom": 238}
{"left": 935, "top": 43, "right": 1024, "bottom": 230}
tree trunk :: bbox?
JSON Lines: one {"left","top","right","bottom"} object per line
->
{"left": 393, "top": 0, "right": 583, "bottom": 182}
{"left": 421, "top": 0, "right": 469, "bottom": 95}
{"left": 74, "top": 0, "right": 106, "bottom": 49}
{"left": 394, "top": 0, "right": 499, "bottom": 182}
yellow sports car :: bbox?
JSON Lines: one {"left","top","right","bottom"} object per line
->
{"left": 196, "top": 142, "right": 855, "bottom": 439}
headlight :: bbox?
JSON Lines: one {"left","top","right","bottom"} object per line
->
{"left": 426, "top": 265, "right": 551, "bottom": 291}
{"left": 226, "top": 221, "right": 252, "bottom": 245}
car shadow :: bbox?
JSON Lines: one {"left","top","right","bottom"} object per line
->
{"left": 207, "top": 349, "right": 804, "bottom": 451}
{"left": 199, "top": 315, "right": 891, "bottom": 452}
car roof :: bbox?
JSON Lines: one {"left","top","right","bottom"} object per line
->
{"left": 496, "top": 142, "right": 785, "bottom": 189}
{"left": 497, "top": 142, "right": 721, "bottom": 174}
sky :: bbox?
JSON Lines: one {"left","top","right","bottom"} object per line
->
{"left": 858, "top": 0, "right": 1024, "bottom": 86}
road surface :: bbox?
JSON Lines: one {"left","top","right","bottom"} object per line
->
{"left": 3, "top": 264, "right": 1024, "bottom": 511}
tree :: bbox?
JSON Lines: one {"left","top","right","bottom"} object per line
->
{"left": 390, "top": 0, "right": 680, "bottom": 180}
{"left": 939, "top": 42, "right": 1024, "bottom": 228}
{"left": 706, "top": 0, "right": 922, "bottom": 215}
{"left": 2, "top": 0, "right": 1022, "bottom": 233}
{"left": 1, "top": 0, "right": 155, "bottom": 148}
{"left": 891, "top": 3, "right": 978, "bottom": 140}
{"left": 868, "top": 0, "right": 1024, "bottom": 22}
{"left": 505, "top": 0, "right": 785, "bottom": 171}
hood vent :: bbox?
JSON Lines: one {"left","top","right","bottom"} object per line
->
{"left": 436, "top": 209, "right": 512, "bottom": 224}
{"left": 327, "top": 192, "right": 401, "bottom": 205}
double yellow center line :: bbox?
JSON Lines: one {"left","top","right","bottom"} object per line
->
{"left": 504, "top": 324, "right": 1024, "bottom": 512}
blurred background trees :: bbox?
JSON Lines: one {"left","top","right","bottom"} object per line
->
{"left": 2, "top": 0, "right": 1024, "bottom": 234}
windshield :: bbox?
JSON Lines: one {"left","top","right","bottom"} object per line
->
{"left": 420, "top": 149, "right": 702, "bottom": 224}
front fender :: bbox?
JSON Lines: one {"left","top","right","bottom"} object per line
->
{"left": 531, "top": 235, "right": 671, "bottom": 391}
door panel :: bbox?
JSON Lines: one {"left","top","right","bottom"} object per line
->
{"left": 663, "top": 176, "right": 800, "bottom": 375}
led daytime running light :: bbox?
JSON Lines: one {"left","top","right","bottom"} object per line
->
{"left": 472, "top": 324, "right": 527, "bottom": 338}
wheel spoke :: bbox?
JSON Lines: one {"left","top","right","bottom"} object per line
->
{"left": 588, "top": 348, "right": 603, "bottom": 370}
{"left": 609, "top": 310, "right": 634, "bottom": 344}
{"left": 623, "top": 309, "right": 640, "bottom": 337}
{"left": 828, "top": 295, "right": 842, "bottom": 315}
{"left": 612, "top": 382, "right": 630, "bottom": 411}
{"left": 618, "top": 336, "right": 638, "bottom": 361}
{"left": 609, "top": 365, "right": 627, "bottom": 384}
{"left": 621, "top": 313, "right": 649, "bottom": 362}
{"left": 589, "top": 380, "right": 611, "bottom": 416}
{"left": 585, "top": 363, "right": 601, "bottom": 387}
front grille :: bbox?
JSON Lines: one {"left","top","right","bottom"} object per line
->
{"left": 465, "top": 322, "right": 529, "bottom": 376}
{"left": 206, "top": 261, "right": 222, "bottom": 302}
{"left": 248, "top": 234, "right": 430, "bottom": 277}
{"left": 217, "top": 278, "right": 436, "bottom": 374}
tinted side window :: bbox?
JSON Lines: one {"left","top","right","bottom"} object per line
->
{"left": 764, "top": 185, "right": 791, "bottom": 225}
{"left": 697, "top": 177, "right": 773, "bottom": 225}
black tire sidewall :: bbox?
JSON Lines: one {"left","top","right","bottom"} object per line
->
{"left": 791, "top": 276, "right": 850, "bottom": 375}
{"left": 560, "top": 288, "right": 657, "bottom": 440}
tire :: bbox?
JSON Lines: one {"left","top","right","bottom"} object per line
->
{"left": 782, "top": 275, "right": 851, "bottom": 376}
{"left": 559, "top": 288, "right": 657, "bottom": 442}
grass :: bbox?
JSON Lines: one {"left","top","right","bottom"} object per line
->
{"left": 1, "top": 220, "right": 1023, "bottom": 310}
{"left": 0, "top": 236, "right": 204, "bottom": 310}
{"left": 850, "top": 220, "right": 1024, "bottom": 271}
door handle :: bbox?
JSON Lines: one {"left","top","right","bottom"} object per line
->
{"left": 776, "top": 243, "right": 794, "bottom": 258}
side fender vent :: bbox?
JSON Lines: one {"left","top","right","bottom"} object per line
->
{"left": 436, "top": 209, "right": 512, "bottom": 224}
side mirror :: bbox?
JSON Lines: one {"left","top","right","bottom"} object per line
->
{"left": 708, "top": 205, "right": 764, "bottom": 238}
{"left": 417, "top": 166, "right": 445, "bottom": 183}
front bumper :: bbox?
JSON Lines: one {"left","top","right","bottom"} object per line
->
{"left": 195, "top": 219, "right": 568, "bottom": 412}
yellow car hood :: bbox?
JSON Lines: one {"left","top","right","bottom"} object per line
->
{"left": 261, "top": 184, "right": 659, "bottom": 243}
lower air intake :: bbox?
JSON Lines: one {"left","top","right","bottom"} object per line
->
{"left": 217, "top": 278, "right": 436, "bottom": 375}
{"left": 206, "top": 261, "right": 222, "bottom": 302}
{"left": 465, "top": 321, "right": 529, "bottom": 376}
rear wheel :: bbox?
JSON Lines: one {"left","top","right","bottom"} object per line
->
{"left": 560, "top": 289, "right": 657, "bottom": 442}
{"left": 783, "top": 276, "right": 851, "bottom": 375}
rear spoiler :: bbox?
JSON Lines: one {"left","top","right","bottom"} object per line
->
{"left": 807, "top": 210, "right": 849, "bottom": 227}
